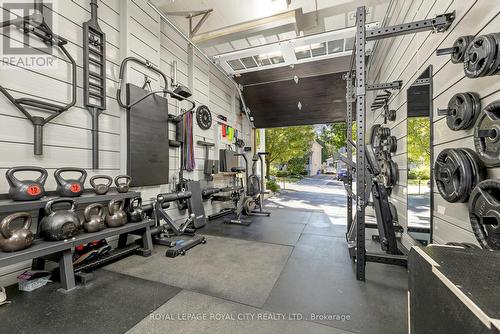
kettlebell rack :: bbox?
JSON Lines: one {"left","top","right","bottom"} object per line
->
{"left": 0, "top": 190, "right": 153, "bottom": 291}
{"left": 343, "top": 6, "right": 455, "bottom": 281}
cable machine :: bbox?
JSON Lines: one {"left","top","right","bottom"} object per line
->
{"left": 344, "top": 6, "right": 455, "bottom": 281}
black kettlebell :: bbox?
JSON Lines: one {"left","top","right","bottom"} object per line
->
{"left": 83, "top": 203, "right": 106, "bottom": 233}
{"left": 0, "top": 212, "right": 34, "bottom": 252}
{"left": 54, "top": 167, "right": 87, "bottom": 197}
{"left": 127, "top": 197, "right": 145, "bottom": 223}
{"left": 39, "top": 199, "right": 80, "bottom": 241}
{"left": 106, "top": 199, "right": 127, "bottom": 227}
{"left": 115, "top": 175, "right": 131, "bottom": 193}
{"left": 6, "top": 166, "right": 48, "bottom": 201}
{"left": 90, "top": 175, "right": 112, "bottom": 195}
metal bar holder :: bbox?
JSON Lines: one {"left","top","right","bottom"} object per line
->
{"left": 83, "top": 0, "right": 107, "bottom": 169}
{"left": 0, "top": 1, "right": 77, "bottom": 155}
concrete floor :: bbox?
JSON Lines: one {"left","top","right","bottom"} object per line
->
{"left": 1, "top": 175, "right": 408, "bottom": 334}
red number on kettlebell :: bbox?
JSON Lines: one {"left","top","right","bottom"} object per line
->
{"left": 27, "top": 185, "right": 41, "bottom": 196}
{"left": 70, "top": 183, "right": 81, "bottom": 193}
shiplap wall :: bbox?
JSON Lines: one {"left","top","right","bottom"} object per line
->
{"left": 366, "top": 0, "right": 500, "bottom": 248}
{"left": 0, "top": 0, "right": 251, "bottom": 285}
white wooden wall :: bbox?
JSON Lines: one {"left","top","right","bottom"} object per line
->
{"left": 0, "top": 0, "right": 251, "bottom": 285}
{"left": 366, "top": 0, "right": 500, "bottom": 248}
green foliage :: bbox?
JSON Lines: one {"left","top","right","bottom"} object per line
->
{"left": 408, "top": 165, "right": 430, "bottom": 180}
{"left": 407, "top": 117, "right": 430, "bottom": 180}
{"left": 317, "top": 122, "right": 356, "bottom": 162}
{"left": 266, "top": 179, "right": 280, "bottom": 192}
{"left": 265, "top": 126, "right": 316, "bottom": 166}
{"left": 287, "top": 155, "right": 308, "bottom": 175}
{"left": 275, "top": 170, "right": 288, "bottom": 177}
{"left": 408, "top": 117, "right": 431, "bottom": 167}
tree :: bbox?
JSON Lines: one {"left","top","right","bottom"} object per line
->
{"left": 316, "top": 122, "right": 356, "bottom": 162}
{"left": 265, "top": 125, "right": 316, "bottom": 177}
{"left": 407, "top": 117, "right": 431, "bottom": 178}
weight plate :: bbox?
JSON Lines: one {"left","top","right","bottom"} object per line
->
{"left": 387, "top": 109, "right": 396, "bottom": 122}
{"left": 465, "top": 92, "right": 481, "bottom": 128}
{"left": 464, "top": 35, "right": 497, "bottom": 78}
{"left": 468, "top": 179, "right": 500, "bottom": 250}
{"left": 434, "top": 148, "right": 472, "bottom": 203}
{"left": 486, "top": 33, "right": 500, "bottom": 76}
{"left": 458, "top": 148, "right": 487, "bottom": 191}
{"left": 446, "top": 92, "right": 476, "bottom": 131}
{"left": 196, "top": 105, "right": 212, "bottom": 130}
{"left": 377, "top": 127, "right": 391, "bottom": 140}
{"left": 451, "top": 35, "right": 474, "bottom": 63}
{"left": 387, "top": 136, "right": 397, "bottom": 153}
{"left": 379, "top": 159, "right": 397, "bottom": 188}
{"left": 474, "top": 103, "right": 500, "bottom": 167}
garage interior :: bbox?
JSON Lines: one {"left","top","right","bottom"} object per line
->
{"left": 0, "top": 0, "right": 499, "bottom": 333}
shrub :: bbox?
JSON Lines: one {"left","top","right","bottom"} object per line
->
{"left": 266, "top": 179, "right": 280, "bottom": 192}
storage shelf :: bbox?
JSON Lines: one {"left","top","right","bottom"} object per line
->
{"left": 0, "top": 190, "right": 141, "bottom": 214}
{"left": 0, "top": 219, "right": 153, "bottom": 268}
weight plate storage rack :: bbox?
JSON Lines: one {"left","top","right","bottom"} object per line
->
{"left": 344, "top": 6, "right": 455, "bottom": 281}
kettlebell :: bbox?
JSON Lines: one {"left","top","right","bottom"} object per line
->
{"left": 114, "top": 175, "right": 131, "bottom": 193}
{"left": 6, "top": 166, "right": 48, "bottom": 201}
{"left": 0, "top": 212, "right": 34, "bottom": 252}
{"left": 39, "top": 199, "right": 80, "bottom": 241}
{"left": 54, "top": 167, "right": 87, "bottom": 197}
{"left": 106, "top": 199, "right": 127, "bottom": 227}
{"left": 127, "top": 197, "right": 145, "bottom": 223}
{"left": 83, "top": 203, "right": 106, "bottom": 233}
{"left": 90, "top": 175, "right": 112, "bottom": 195}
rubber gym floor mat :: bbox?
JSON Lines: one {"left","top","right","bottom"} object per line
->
{"left": 201, "top": 213, "right": 306, "bottom": 246}
{"left": 263, "top": 234, "right": 408, "bottom": 334}
{"left": 302, "top": 211, "right": 348, "bottom": 238}
{"left": 127, "top": 290, "right": 354, "bottom": 334}
{"left": 105, "top": 235, "right": 293, "bottom": 307}
{"left": 0, "top": 269, "right": 181, "bottom": 334}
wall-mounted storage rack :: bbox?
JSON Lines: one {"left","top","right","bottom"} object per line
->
{"left": 344, "top": 6, "right": 455, "bottom": 281}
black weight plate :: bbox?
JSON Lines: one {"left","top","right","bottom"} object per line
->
{"left": 468, "top": 179, "right": 500, "bottom": 250}
{"left": 464, "top": 35, "right": 497, "bottom": 78}
{"left": 474, "top": 105, "right": 500, "bottom": 167}
{"left": 486, "top": 33, "right": 500, "bottom": 76}
{"left": 446, "top": 92, "right": 475, "bottom": 130}
{"left": 451, "top": 35, "right": 474, "bottom": 63}
{"left": 465, "top": 92, "right": 481, "bottom": 128}
{"left": 378, "top": 159, "right": 390, "bottom": 188}
{"left": 459, "top": 148, "right": 487, "bottom": 191}
{"left": 196, "top": 105, "right": 212, "bottom": 130}
{"left": 387, "top": 136, "right": 397, "bottom": 153}
{"left": 434, "top": 148, "right": 472, "bottom": 203}
{"left": 387, "top": 109, "right": 396, "bottom": 122}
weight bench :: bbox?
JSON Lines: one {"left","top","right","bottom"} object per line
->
{"left": 345, "top": 144, "right": 402, "bottom": 256}
{"left": 145, "top": 191, "right": 206, "bottom": 257}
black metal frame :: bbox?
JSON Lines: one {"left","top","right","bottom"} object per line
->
{"left": 0, "top": 1, "right": 77, "bottom": 155}
{"left": 116, "top": 57, "right": 196, "bottom": 112}
{"left": 345, "top": 6, "right": 454, "bottom": 281}
{"left": 83, "top": 0, "right": 107, "bottom": 169}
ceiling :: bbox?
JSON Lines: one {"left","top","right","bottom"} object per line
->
{"left": 237, "top": 60, "right": 351, "bottom": 128}
{"left": 151, "top": 0, "right": 390, "bottom": 127}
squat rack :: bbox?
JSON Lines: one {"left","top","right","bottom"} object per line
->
{"left": 344, "top": 6, "right": 455, "bottom": 281}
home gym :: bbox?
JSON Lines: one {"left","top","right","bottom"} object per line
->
{"left": 0, "top": 0, "right": 498, "bottom": 333}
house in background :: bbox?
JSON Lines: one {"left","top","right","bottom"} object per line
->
{"left": 306, "top": 141, "right": 323, "bottom": 176}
